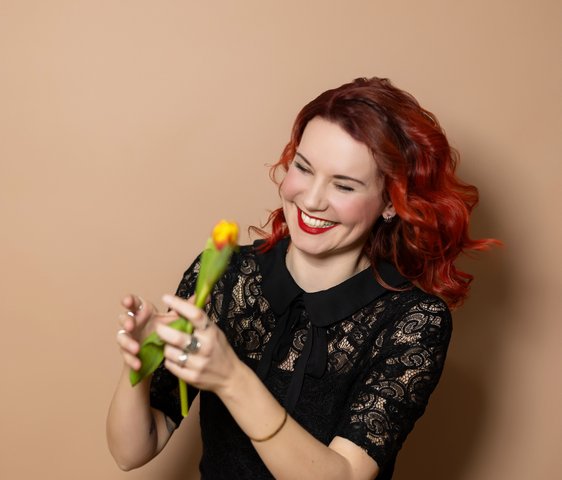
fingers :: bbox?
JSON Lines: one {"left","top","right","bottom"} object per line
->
{"left": 155, "top": 300, "right": 237, "bottom": 392}
{"left": 156, "top": 323, "right": 207, "bottom": 368}
{"left": 123, "top": 351, "right": 142, "bottom": 371}
{"left": 156, "top": 323, "right": 204, "bottom": 354}
{"left": 156, "top": 323, "right": 208, "bottom": 383}
{"left": 120, "top": 294, "right": 163, "bottom": 333}
{"left": 162, "top": 294, "right": 212, "bottom": 330}
{"left": 116, "top": 328, "right": 139, "bottom": 354}
{"left": 115, "top": 328, "right": 141, "bottom": 370}
{"left": 117, "top": 310, "right": 136, "bottom": 334}
{"left": 161, "top": 342, "right": 208, "bottom": 386}
{"left": 118, "top": 295, "right": 142, "bottom": 332}
{"left": 117, "top": 294, "right": 153, "bottom": 371}
{"left": 116, "top": 293, "right": 212, "bottom": 375}
{"left": 163, "top": 355, "right": 200, "bottom": 385}
{"left": 121, "top": 294, "right": 144, "bottom": 315}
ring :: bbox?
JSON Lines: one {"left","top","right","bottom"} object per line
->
{"left": 127, "top": 311, "right": 135, "bottom": 318}
{"left": 178, "top": 352, "right": 188, "bottom": 367}
{"left": 117, "top": 329, "right": 127, "bottom": 336}
{"left": 183, "top": 335, "right": 201, "bottom": 354}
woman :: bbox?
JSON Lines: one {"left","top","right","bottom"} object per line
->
{"left": 107, "top": 77, "right": 494, "bottom": 479}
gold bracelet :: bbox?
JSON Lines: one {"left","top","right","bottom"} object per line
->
{"left": 248, "top": 410, "right": 288, "bottom": 443}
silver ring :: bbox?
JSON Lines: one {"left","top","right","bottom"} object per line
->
{"left": 178, "top": 352, "right": 188, "bottom": 367}
{"left": 117, "top": 329, "right": 127, "bottom": 336}
{"left": 183, "top": 335, "right": 201, "bottom": 354}
{"left": 127, "top": 311, "right": 135, "bottom": 317}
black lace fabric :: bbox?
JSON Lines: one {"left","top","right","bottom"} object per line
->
{"left": 150, "top": 242, "right": 452, "bottom": 480}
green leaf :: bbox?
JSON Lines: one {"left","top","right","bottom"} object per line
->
{"left": 194, "top": 243, "right": 235, "bottom": 308}
{"left": 129, "top": 341, "right": 164, "bottom": 386}
{"left": 129, "top": 317, "right": 189, "bottom": 386}
{"left": 206, "top": 245, "right": 234, "bottom": 284}
{"left": 195, "top": 241, "right": 218, "bottom": 298}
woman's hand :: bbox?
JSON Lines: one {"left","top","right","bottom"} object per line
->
{"left": 156, "top": 294, "right": 242, "bottom": 396}
{"left": 109, "top": 295, "right": 188, "bottom": 470}
{"left": 115, "top": 294, "right": 175, "bottom": 372}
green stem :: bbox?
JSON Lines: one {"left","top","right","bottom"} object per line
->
{"left": 178, "top": 284, "right": 211, "bottom": 417}
{"left": 179, "top": 379, "right": 188, "bottom": 417}
{"left": 178, "top": 315, "right": 195, "bottom": 417}
{"left": 194, "top": 284, "right": 210, "bottom": 309}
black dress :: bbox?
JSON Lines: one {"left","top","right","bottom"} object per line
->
{"left": 150, "top": 237, "right": 452, "bottom": 479}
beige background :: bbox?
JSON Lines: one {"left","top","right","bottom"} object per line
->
{"left": 1, "top": 1, "right": 560, "bottom": 479}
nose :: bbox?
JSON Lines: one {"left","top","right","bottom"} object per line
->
{"left": 302, "top": 179, "right": 329, "bottom": 212}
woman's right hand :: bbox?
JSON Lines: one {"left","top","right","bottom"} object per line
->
{"left": 109, "top": 294, "right": 189, "bottom": 470}
{"left": 115, "top": 294, "right": 172, "bottom": 372}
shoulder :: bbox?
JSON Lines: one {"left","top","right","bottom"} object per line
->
{"left": 375, "top": 287, "right": 453, "bottom": 348}
{"left": 210, "top": 243, "right": 263, "bottom": 297}
{"left": 227, "top": 243, "right": 261, "bottom": 273}
{"left": 233, "top": 243, "right": 259, "bottom": 260}
{"left": 382, "top": 286, "right": 450, "bottom": 321}
{"left": 181, "top": 243, "right": 259, "bottom": 278}
{"left": 175, "top": 244, "right": 258, "bottom": 300}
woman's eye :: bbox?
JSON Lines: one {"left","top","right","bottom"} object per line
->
{"left": 335, "top": 184, "right": 355, "bottom": 192}
{"left": 294, "top": 162, "right": 310, "bottom": 174}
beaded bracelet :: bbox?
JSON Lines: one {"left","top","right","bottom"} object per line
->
{"left": 248, "top": 410, "right": 288, "bottom": 443}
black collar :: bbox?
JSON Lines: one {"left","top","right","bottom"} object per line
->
{"left": 255, "top": 236, "right": 409, "bottom": 326}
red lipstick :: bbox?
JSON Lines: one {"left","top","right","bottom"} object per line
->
{"left": 297, "top": 208, "right": 337, "bottom": 235}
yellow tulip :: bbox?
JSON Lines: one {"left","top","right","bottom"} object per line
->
{"left": 212, "top": 220, "right": 239, "bottom": 250}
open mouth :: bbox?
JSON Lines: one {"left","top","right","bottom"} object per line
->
{"left": 297, "top": 208, "right": 337, "bottom": 233}
{"left": 300, "top": 210, "right": 336, "bottom": 228}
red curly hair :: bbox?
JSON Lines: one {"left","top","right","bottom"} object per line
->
{"left": 253, "top": 77, "right": 498, "bottom": 308}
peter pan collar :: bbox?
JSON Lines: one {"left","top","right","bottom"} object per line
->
{"left": 256, "top": 236, "right": 409, "bottom": 326}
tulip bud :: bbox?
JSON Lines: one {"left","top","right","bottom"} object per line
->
{"left": 212, "top": 220, "right": 239, "bottom": 250}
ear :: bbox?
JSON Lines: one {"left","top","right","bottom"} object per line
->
{"left": 381, "top": 202, "right": 395, "bottom": 218}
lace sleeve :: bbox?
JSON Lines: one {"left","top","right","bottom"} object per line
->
{"left": 149, "top": 254, "right": 202, "bottom": 427}
{"left": 336, "top": 294, "right": 452, "bottom": 470}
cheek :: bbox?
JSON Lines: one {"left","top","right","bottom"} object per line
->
{"left": 337, "top": 196, "right": 381, "bottom": 227}
{"left": 279, "top": 170, "right": 301, "bottom": 202}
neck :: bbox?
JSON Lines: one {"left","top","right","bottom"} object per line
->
{"left": 285, "top": 244, "right": 370, "bottom": 293}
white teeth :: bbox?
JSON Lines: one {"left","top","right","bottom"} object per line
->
{"left": 300, "top": 211, "right": 335, "bottom": 228}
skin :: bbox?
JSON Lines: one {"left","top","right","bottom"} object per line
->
{"left": 107, "top": 296, "right": 177, "bottom": 470}
{"left": 107, "top": 117, "right": 395, "bottom": 479}
{"left": 280, "top": 116, "right": 394, "bottom": 291}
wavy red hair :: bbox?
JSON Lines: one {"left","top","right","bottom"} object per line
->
{"left": 252, "top": 77, "right": 499, "bottom": 308}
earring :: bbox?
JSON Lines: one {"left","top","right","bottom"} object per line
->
{"left": 383, "top": 215, "right": 394, "bottom": 223}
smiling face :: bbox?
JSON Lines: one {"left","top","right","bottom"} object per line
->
{"left": 280, "top": 116, "right": 394, "bottom": 265}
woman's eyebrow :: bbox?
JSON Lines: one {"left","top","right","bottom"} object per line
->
{"left": 295, "top": 151, "right": 312, "bottom": 166}
{"left": 295, "top": 151, "right": 366, "bottom": 186}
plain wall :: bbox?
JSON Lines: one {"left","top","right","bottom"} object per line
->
{"left": 1, "top": 1, "right": 560, "bottom": 479}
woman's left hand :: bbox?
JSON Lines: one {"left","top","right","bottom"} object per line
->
{"left": 156, "top": 294, "right": 242, "bottom": 396}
